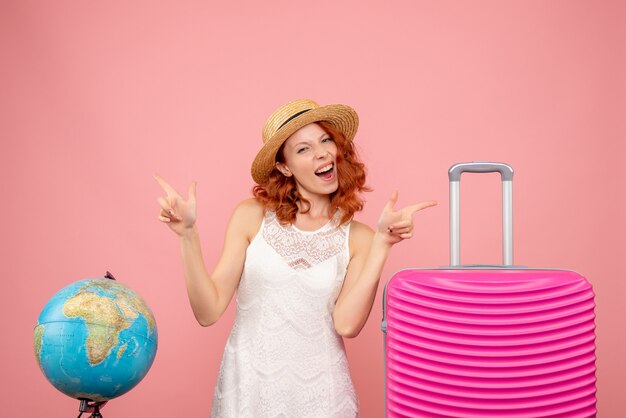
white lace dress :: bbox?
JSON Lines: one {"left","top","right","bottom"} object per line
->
{"left": 211, "top": 210, "right": 359, "bottom": 417}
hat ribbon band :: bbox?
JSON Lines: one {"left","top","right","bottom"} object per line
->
{"left": 278, "top": 109, "right": 312, "bottom": 130}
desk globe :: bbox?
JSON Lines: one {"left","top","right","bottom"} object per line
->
{"left": 34, "top": 273, "right": 157, "bottom": 415}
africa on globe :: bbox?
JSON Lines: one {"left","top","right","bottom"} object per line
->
{"left": 34, "top": 276, "right": 158, "bottom": 402}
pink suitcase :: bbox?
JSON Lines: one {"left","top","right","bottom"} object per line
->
{"left": 382, "top": 162, "right": 596, "bottom": 418}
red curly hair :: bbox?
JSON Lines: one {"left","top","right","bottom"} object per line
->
{"left": 252, "top": 121, "right": 370, "bottom": 225}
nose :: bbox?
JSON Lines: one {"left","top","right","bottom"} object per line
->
{"left": 315, "top": 147, "right": 330, "bottom": 159}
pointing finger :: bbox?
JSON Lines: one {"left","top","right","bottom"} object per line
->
{"left": 405, "top": 200, "right": 438, "bottom": 215}
{"left": 156, "top": 196, "right": 171, "bottom": 212}
{"left": 153, "top": 174, "right": 182, "bottom": 198}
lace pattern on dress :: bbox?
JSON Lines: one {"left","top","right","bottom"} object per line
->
{"left": 262, "top": 211, "right": 346, "bottom": 271}
{"left": 211, "top": 208, "right": 358, "bottom": 417}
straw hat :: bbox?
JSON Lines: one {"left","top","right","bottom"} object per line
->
{"left": 251, "top": 98, "right": 359, "bottom": 184}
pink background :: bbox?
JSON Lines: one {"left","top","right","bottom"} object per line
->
{"left": 2, "top": 1, "right": 624, "bottom": 416}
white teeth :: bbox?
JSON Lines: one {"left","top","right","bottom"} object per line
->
{"left": 315, "top": 164, "right": 333, "bottom": 174}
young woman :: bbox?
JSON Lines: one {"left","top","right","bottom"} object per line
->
{"left": 154, "top": 99, "right": 437, "bottom": 417}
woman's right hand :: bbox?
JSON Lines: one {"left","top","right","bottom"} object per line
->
{"left": 153, "top": 174, "right": 198, "bottom": 236}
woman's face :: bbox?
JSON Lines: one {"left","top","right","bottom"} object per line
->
{"left": 276, "top": 122, "right": 339, "bottom": 199}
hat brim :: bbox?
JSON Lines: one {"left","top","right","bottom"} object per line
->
{"left": 251, "top": 104, "right": 359, "bottom": 185}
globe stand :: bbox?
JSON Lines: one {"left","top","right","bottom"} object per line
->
{"left": 77, "top": 399, "right": 107, "bottom": 418}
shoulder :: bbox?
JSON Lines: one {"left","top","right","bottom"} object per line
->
{"left": 234, "top": 197, "right": 264, "bottom": 215}
{"left": 348, "top": 220, "right": 374, "bottom": 256}
{"left": 349, "top": 219, "right": 374, "bottom": 237}
{"left": 229, "top": 198, "right": 265, "bottom": 242}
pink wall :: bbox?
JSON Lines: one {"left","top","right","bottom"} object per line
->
{"left": 2, "top": 1, "right": 624, "bottom": 416}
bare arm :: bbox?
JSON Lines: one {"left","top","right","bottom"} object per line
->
{"left": 332, "top": 223, "right": 388, "bottom": 338}
{"left": 333, "top": 192, "right": 437, "bottom": 338}
{"left": 179, "top": 200, "right": 262, "bottom": 326}
{"left": 154, "top": 174, "right": 263, "bottom": 326}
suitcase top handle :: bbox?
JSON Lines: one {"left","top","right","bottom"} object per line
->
{"left": 448, "top": 162, "right": 514, "bottom": 267}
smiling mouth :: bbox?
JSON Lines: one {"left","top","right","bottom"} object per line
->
{"left": 315, "top": 163, "right": 334, "bottom": 178}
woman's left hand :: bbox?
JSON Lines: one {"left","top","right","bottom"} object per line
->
{"left": 377, "top": 191, "right": 438, "bottom": 245}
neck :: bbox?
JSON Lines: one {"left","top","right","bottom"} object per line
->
{"left": 296, "top": 191, "right": 332, "bottom": 219}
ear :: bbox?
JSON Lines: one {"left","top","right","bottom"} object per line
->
{"left": 275, "top": 161, "right": 293, "bottom": 177}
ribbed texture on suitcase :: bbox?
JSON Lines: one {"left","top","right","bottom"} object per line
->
{"left": 384, "top": 269, "right": 596, "bottom": 418}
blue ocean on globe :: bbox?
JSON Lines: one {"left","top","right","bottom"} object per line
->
{"left": 34, "top": 278, "right": 158, "bottom": 402}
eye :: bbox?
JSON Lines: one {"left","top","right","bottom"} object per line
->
{"left": 296, "top": 146, "right": 309, "bottom": 154}
{"left": 321, "top": 137, "right": 334, "bottom": 143}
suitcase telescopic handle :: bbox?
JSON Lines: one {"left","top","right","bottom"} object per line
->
{"left": 448, "top": 162, "right": 514, "bottom": 266}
